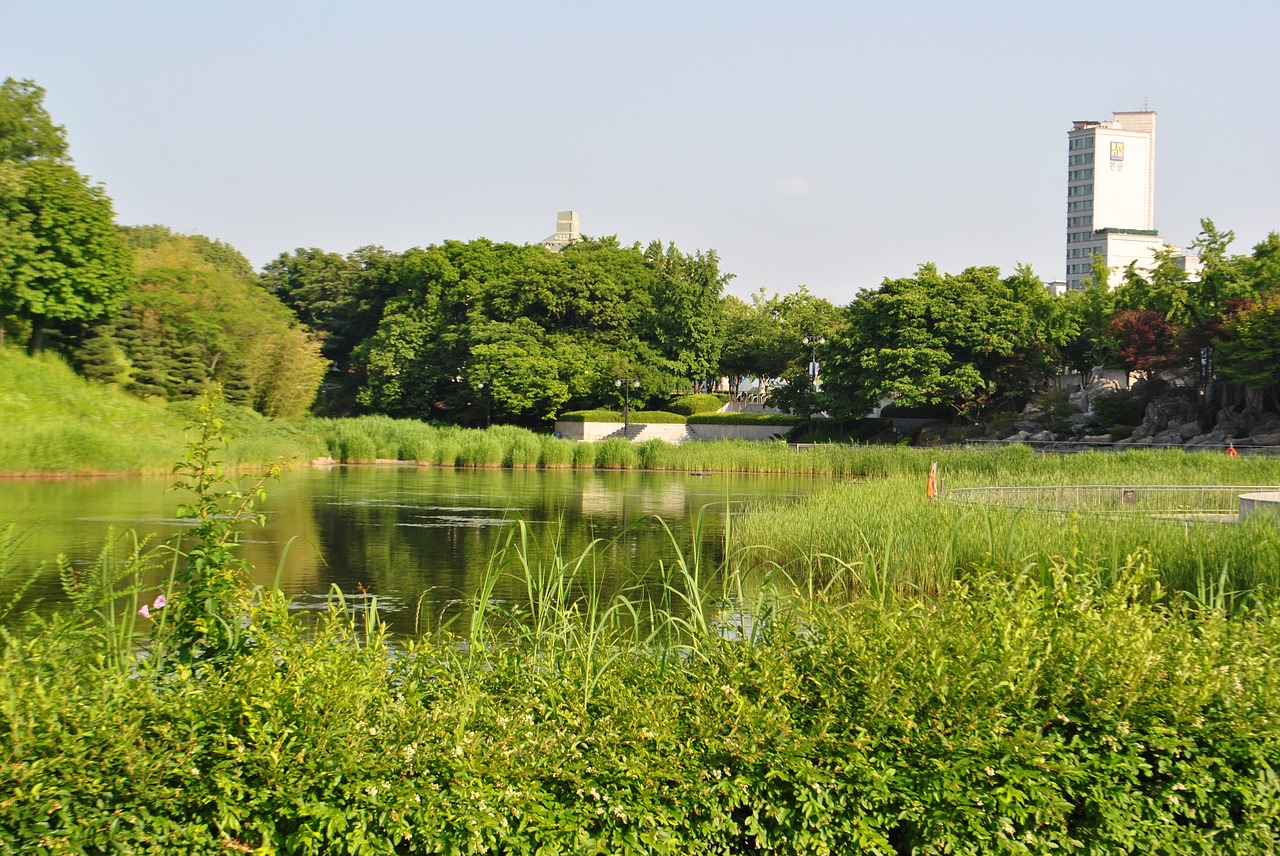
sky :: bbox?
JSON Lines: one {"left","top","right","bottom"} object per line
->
{"left": 5, "top": 0, "right": 1279, "bottom": 305}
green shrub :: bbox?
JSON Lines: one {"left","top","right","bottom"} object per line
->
{"left": 557, "top": 409, "right": 686, "bottom": 424}
{"left": 4, "top": 538, "right": 1280, "bottom": 853}
{"left": 1092, "top": 389, "right": 1144, "bottom": 428}
{"left": 626, "top": 410, "right": 686, "bottom": 424}
{"left": 688, "top": 412, "right": 804, "bottom": 426}
{"left": 666, "top": 394, "right": 726, "bottom": 416}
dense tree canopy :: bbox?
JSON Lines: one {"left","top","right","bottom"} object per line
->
{"left": 821, "top": 264, "right": 1055, "bottom": 419}
{"left": 0, "top": 78, "right": 131, "bottom": 353}
{"left": 288, "top": 236, "right": 734, "bottom": 425}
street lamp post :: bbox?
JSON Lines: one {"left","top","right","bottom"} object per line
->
{"left": 615, "top": 378, "right": 640, "bottom": 434}
{"left": 802, "top": 336, "right": 826, "bottom": 391}
{"left": 477, "top": 381, "right": 491, "bottom": 428}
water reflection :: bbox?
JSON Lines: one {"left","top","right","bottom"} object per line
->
{"left": 1, "top": 466, "right": 817, "bottom": 634}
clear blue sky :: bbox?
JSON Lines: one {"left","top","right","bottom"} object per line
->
{"left": 6, "top": 0, "right": 1278, "bottom": 303}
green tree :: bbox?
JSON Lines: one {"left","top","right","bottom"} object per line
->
{"left": 0, "top": 160, "right": 132, "bottom": 354}
{"left": 114, "top": 231, "right": 327, "bottom": 417}
{"left": 0, "top": 80, "right": 131, "bottom": 354}
{"left": 467, "top": 319, "right": 572, "bottom": 423}
{"left": 1059, "top": 274, "right": 1116, "bottom": 379}
{"left": 74, "top": 325, "right": 126, "bottom": 384}
{"left": 822, "top": 264, "right": 1050, "bottom": 419}
{"left": 1215, "top": 291, "right": 1280, "bottom": 398}
{"left": 0, "top": 78, "right": 68, "bottom": 162}
{"left": 641, "top": 241, "right": 729, "bottom": 384}
{"left": 261, "top": 246, "right": 397, "bottom": 370}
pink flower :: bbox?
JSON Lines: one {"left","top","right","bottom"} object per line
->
{"left": 138, "top": 594, "right": 167, "bottom": 620}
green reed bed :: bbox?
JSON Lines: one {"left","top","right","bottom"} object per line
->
{"left": 731, "top": 473, "right": 1280, "bottom": 602}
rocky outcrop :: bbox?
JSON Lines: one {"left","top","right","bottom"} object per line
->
{"left": 997, "top": 379, "right": 1280, "bottom": 451}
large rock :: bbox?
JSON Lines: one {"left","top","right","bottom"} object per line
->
{"left": 1250, "top": 432, "right": 1280, "bottom": 446}
{"left": 1144, "top": 396, "right": 1192, "bottom": 433}
{"left": 1177, "top": 420, "right": 1203, "bottom": 441}
{"left": 1069, "top": 378, "right": 1121, "bottom": 412}
{"left": 1069, "top": 412, "right": 1101, "bottom": 429}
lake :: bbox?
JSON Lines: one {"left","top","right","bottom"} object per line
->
{"left": 1, "top": 465, "right": 821, "bottom": 633}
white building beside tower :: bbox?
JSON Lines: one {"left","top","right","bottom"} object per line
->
{"left": 1064, "top": 110, "right": 1168, "bottom": 292}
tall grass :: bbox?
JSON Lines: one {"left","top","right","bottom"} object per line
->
{"left": 0, "top": 348, "right": 322, "bottom": 473}
{"left": 732, "top": 474, "right": 1280, "bottom": 601}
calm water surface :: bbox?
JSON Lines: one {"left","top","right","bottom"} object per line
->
{"left": 2, "top": 466, "right": 820, "bottom": 633}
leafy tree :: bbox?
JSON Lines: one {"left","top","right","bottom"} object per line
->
{"left": 123, "top": 224, "right": 257, "bottom": 282}
{"left": 1059, "top": 275, "right": 1116, "bottom": 380}
{"left": 1217, "top": 291, "right": 1280, "bottom": 396}
{"left": 467, "top": 319, "right": 572, "bottom": 423}
{"left": 115, "top": 232, "right": 327, "bottom": 417}
{"left": 261, "top": 246, "right": 397, "bottom": 370}
{"left": 0, "top": 78, "right": 68, "bottom": 162}
{"left": 823, "top": 264, "right": 1049, "bottom": 419}
{"left": 641, "top": 241, "right": 729, "bottom": 384}
{"left": 0, "top": 160, "right": 132, "bottom": 353}
{"left": 0, "top": 81, "right": 131, "bottom": 354}
{"left": 351, "top": 236, "right": 724, "bottom": 422}
{"left": 1114, "top": 247, "right": 1194, "bottom": 326}
{"left": 1106, "top": 309, "right": 1185, "bottom": 379}
{"left": 1238, "top": 231, "right": 1280, "bottom": 298}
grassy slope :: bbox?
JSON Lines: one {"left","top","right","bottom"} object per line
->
{"left": 0, "top": 347, "right": 320, "bottom": 474}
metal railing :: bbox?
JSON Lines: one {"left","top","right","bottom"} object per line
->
{"left": 946, "top": 484, "right": 1280, "bottom": 520}
{"left": 965, "top": 438, "right": 1280, "bottom": 456}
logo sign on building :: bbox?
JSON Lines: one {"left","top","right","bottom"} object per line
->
{"left": 1110, "top": 141, "right": 1125, "bottom": 161}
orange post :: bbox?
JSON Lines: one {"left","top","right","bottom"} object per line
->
{"left": 926, "top": 461, "right": 938, "bottom": 500}
{"left": 1226, "top": 442, "right": 1238, "bottom": 458}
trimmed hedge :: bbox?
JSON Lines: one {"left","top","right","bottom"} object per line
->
{"left": 666, "top": 394, "right": 728, "bottom": 416}
{"left": 688, "top": 412, "right": 804, "bottom": 426}
{"left": 557, "top": 409, "right": 624, "bottom": 423}
{"left": 558, "top": 409, "right": 687, "bottom": 424}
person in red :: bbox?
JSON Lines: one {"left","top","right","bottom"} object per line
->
{"left": 1226, "top": 442, "right": 1239, "bottom": 458}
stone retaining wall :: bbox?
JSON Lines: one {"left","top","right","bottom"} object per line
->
{"left": 554, "top": 421, "right": 794, "bottom": 444}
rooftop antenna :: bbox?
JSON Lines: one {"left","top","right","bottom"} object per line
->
{"left": 1142, "top": 96, "right": 1150, "bottom": 111}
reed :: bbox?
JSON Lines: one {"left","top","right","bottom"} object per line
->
{"left": 731, "top": 474, "right": 1280, "bottom": 601}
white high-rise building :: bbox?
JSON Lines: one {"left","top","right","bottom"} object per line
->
{"left": 1064, "top": 111, "right": 1165, "bottom": 291}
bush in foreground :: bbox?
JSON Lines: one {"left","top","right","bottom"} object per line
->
{"left": 3, "top": 524, "right": 1280, "bottom": 853}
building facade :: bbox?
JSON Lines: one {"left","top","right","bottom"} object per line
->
{"left": 539, "top": 210, "right": 580, "bottom": 252}
{"left": 1064, "top": 111, "right": 1165, "bottom": 291}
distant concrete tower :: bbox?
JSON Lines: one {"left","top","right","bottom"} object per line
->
{"left": 1064, "top": 111, "right": 1163, "bottom": 291}
{"left": 539, "top": 210, "right": 580, "bottom": 252}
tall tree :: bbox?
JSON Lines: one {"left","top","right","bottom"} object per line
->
{"left": 1, "top": 160, "right": 132, "bottom": 353}
{"left": 0, "top": 78, "right": 68, "bottom": 163}
{"left": 0, "top": 80, "right": 130, "bottom": 353}
{"left": 822, "top": 264, "right": 1050, "bottom": 419}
